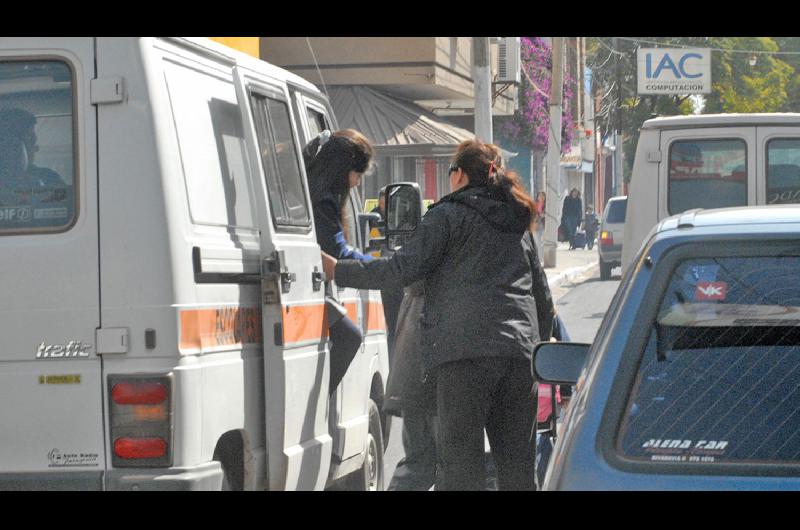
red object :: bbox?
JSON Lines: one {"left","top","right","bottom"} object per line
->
{"left": 695, "top": 281, "right": 728, "bottom": 301}
{"left": 537, "top": 384, "right": 561, "bottom": 423}
{"left": 600, "top": 233, "right": 614, "bottom": 246}
{"left": 424, "top": 160, "right": 437, "bottom": 201}
{"left": 114, "top": 437, "right": 167, "bottom": 459}
{"left": 112, "top": 381, "right": 168, "bottom": 405}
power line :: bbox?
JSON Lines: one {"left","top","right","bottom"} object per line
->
{"left": 614, "top": 37, "right": 800, "bottom": 56}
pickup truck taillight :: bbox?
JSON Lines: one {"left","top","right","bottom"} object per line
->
{"left": 600, "top": 230, "right": 614, "bottom": 246}
{"left": 108, "top": 375, "right": 173, "bottom": 468}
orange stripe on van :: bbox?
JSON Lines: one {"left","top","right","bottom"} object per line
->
{"left": 179, "top": 307, "right": 263, "bottom": 352}
{"left": 281, "top": 303, "right": 327, "bottom": 345}
{"left": 366, "top": 301, "right": 386, "bottom": 333}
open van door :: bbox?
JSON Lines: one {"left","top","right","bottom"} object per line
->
{"left": 233, "top": 66, "right": 331, "bottom": 490}
{"left": 0, "top": 38, "right": 104, "bottom": 487}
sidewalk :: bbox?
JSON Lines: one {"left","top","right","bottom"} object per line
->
{"left": 542, "top": 241, "right": 599, "bottom": 291}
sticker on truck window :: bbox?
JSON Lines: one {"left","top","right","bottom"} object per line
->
{"left": 641, "top": 439, "right": 729, "bottom": 462}
{"left": 695, "top": 281, "right": 728, "bottom": 301}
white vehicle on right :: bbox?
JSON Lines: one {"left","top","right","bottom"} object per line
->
{"left": 598, "top": 196, "right": 627, "bottom": 281}
{"left": 621, "top": 113, "right": 800, "bottom": 274}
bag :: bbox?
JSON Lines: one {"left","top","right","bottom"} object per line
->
{"left": 557, "top": 223, "right": 567, "bottom": 242}
{"left": 326, "top": 295, "right": 363, "bottom": 393}
{"left": 572, "top": 230, "right": 586, "bottom": 249}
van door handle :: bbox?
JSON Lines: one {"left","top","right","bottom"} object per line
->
{"left": 312, "top": 268, "right": 325, "bottom": 291}
{"left": 281, "top": 271, "right": 296, "bottom": 293}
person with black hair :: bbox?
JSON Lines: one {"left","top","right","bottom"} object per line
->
{"left": 303, "top": 129, "right": 375, "bottom": 393}
{"left": 322, "top": 139, "right": 554, "bottom": 491}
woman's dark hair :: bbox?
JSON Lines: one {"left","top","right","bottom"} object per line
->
{"left": 304, "top": 129, "right": 374, "bottom": 206}
{"left": 304, "top": 129, "right": 374, "bottom": 238}
{"left": 451, "top": 139, "right": 536, "bottom": 231}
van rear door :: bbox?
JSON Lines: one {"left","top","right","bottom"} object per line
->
{"left": 233, "top": 66, "right": 331, "bottom": 490}
{"left": 0, "top": 38, "right": 104, "bottom": 487}
{"left": 658, "top": 128, "right": 756, "bottom": 218}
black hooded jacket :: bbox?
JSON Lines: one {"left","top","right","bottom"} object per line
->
{"left": 336, "top": 184, "right": 554, "bottom": 375}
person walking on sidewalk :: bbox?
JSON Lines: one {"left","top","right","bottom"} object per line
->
{"left": 322, "top": 139, "right": 550, "bottom": 491}
{"left": 583, "top": 205, "right": 598, "bottom": 250}
{"left": 561, "top": 188, "right": 582, "bottom": 250}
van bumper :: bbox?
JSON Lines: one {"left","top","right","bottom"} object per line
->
{"left": 106, "top": 461, "right": 224, "bottom": 491}
{"left": 0, "top": 471, "right": 103, "bottom": 491}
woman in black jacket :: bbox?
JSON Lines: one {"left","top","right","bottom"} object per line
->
{"left": 322, "top": 139, "right": 554, "bottom": 491}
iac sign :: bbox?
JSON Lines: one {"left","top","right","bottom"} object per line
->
{"left": 645, "top": 51, "right": 704, "bottom": 80}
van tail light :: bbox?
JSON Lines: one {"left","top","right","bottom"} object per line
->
{"left": 600, "top": 231, "right": 614, "bottom": 247}
{"left": 108, "top": 374, "right": 172, "bottom": 468}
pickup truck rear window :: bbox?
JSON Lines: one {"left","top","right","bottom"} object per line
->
{"left": 618, "top": 256, "right": 800, "bottom": 466}
{"left": 0, "top": 60, "right": 76, "bottom": 234}
{"left": 668, "top": 139, "right": 747, "bottom": 215}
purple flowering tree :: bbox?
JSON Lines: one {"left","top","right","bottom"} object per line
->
{"left": 499, "top": 37, "right": 575, "bottom": 154}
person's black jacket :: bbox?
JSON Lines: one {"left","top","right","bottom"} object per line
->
{"left": 335, "top": 184, "right": 554, "bottom": 376}
{"left": 561, "top": 195, "right": 583, "bottom": 223}
{"left": 313, "top": 189, "right": 372, "bottom": 261}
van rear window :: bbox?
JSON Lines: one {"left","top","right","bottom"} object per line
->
{"left": 618, "top": 256, "right": 800, "bottom": 466}
{"left": 767, "top": 138, "right": 800, "bottom": 205}
{"left": 668, "top": 139, "right": 747, "bottom": 215}
{"left": 0, "top": 60, "right": 75, "bottom": 234}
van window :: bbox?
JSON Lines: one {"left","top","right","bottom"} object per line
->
{"left": 766, "top": 138, "right": 800, "bottom": 205}
{"left": 605, "top": 198, "right": 627, "bottom": 224}
{"left": 249, "top": 91, "right": 311, "bottom": 229}
{"left": 618, "top": 255, "right": 800, "bottom": 466}
{"left": 668, "top": 139, "right": 747, "bottom": 215}
{"left": 164, "top": 62, "right": 256, "bottom": 229}
{"left": 0, "top": 60, "right": 75, "bottom": 234}
{"left": 306, "top": 107, "right": 328, "bottom": 139}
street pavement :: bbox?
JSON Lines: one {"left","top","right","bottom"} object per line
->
{"left": 382, "top": 241, "right": 614, "bottom": 488}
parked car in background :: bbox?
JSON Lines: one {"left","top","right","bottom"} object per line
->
{"left": 535, "top": 205, "right": 800, "bottom": 490}
{"left": 598, "top": 196, "right": 627, "bottom": 280}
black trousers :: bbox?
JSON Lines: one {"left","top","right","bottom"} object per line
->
{"left": 387, "top": 413, "right": 438, "bottom": 491}
{"left": 435, "top": 357, "right": 537, "bottom": 491}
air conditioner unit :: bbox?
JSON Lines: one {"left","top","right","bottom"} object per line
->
{"left": 497, "top": 37, "right": 521, "bottom": 84}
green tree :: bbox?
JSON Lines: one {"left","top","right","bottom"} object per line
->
{"left": 586, "top": 37, "right": 800, "bottom": 181}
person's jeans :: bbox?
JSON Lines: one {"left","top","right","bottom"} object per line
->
{"left": 564, "top": 217, "right": 579, "bottom": 248}
{"left": 435, "top": 357, "right": 537, "bottom": 491}
{"left": 387, "top": 413, "right": 438, "bottom": 491}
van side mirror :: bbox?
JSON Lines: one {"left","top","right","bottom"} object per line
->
{"left": 385, "top": 183, "right": 422, "bottom": 248}
{"left": 533, "top": 342, "right": 591, "bottom": 385}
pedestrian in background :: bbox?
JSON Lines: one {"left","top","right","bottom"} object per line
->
{"left": 323, "top": 139, "right": 552, "bottom": 490}
{"left": 583, "top": 205, "right": 598, "bottom": 250}
{"left": 561, "top": 188, "right": 583, "bottom": 250}
{"left": 533, "top": 191, "right": 546, "bottom": 260}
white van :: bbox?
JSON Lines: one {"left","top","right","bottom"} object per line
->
{"left": 0, "top": 37, "right": 390, "bottom": 490}
{"left": 622, "top": 113, "right": 800, "bottom": 273}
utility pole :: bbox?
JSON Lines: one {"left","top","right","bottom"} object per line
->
{"left": 543, "top": 37, "right": 564, "bottom": 268}
{"left": 613, "top": 37, "right": 623, "bottom": 196}
{"left": 472, "top": 37, "right": 493, "bottom": 143}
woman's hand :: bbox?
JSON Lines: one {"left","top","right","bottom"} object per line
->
{"left": 321, "top": 251, "right": 337, "bottom": 281}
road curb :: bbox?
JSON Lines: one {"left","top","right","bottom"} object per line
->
{"left": 546, "top": 261, "right": 598, "bottom": 289}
